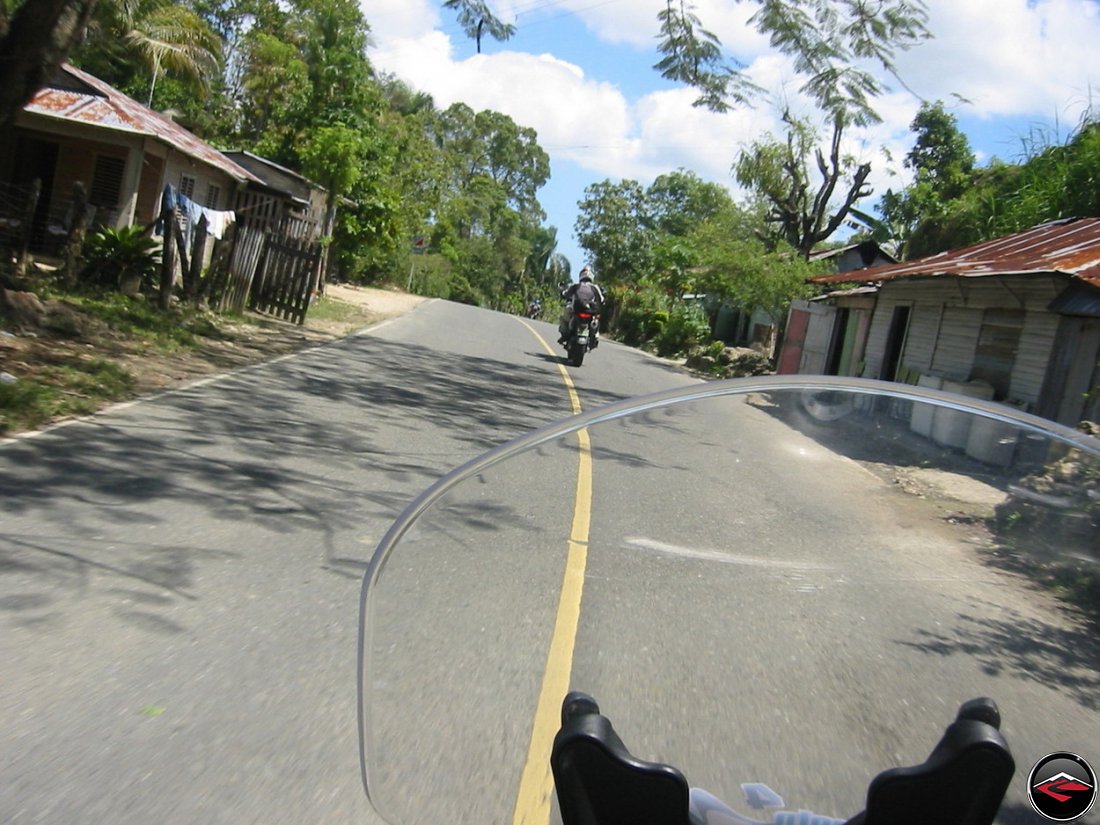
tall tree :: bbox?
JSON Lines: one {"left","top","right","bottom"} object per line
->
{"left": 905, "top": 100, "right": 976, "bottom": 197}
{"left": 647, "top": 169, "right": 735, "bottom": 237}
{"left": 896, "top": 115, "right": 1100, "bottom": 258}
{"left": 574, "top": 179, "right": 654, "bottom": 286}
{"left": 442, "top": 0, "right": 514, "bottom": 54}
{"left": 877, "top": 100, "right": 976, "bottom": 257}
{"left": 692, "top": 209, "right": 818, "bottom": 327}
{"left": 0, "top": 0, "right": 99, "bottom": 127}
{"left": 735, "top": 112, "right": 872, "bottom": 259}
{"left": 427, "top": 102, "right": 550, "bottom": 247}
{"left": 237, "top": 31, "right": 312, "bottom": 151}
{"left": 71, "top": 0, "right": 223, "bottom": 107}
{"left": 296, "top": 0, "right": 374, "bottom": 125}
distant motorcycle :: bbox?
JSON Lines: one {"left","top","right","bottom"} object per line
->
{"left": 526, "top": 299, "right": 542, "bottom": 319}
{"left": 561, "top": 297, "right": 600, "bottom": 367}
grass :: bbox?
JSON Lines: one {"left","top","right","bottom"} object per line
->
{"left": 1, "top": 287, "right": 220, "bottom": 434}
{"left": 307, "top": 294, "right": 377, "bottom": 326}
{"left": 1, "top": 285, "right": 382, "bottom": 435}
{"left": 1, "top": 358, "right": 135, "bottom": 433}
{"left": 60, "top": 292, "right": 224, "bottom": 350}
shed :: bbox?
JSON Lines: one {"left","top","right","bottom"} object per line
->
{"left": 808, "top": 240, "right": 897, "bottom": 273}
{"left": 781, "top": 218, "right": 1100, "bottom": 426}
{"left": 222, "top": 150, "right": 332, "bottom": 239}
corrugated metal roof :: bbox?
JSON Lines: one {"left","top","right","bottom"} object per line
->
{"left": 23, "top": 64, "right": 261, "bottom": 185}
{"left": 223, "top": 150, "right": 316, "bottom": 206}
{"left": 813, "top": 218, "right": 1100, "bottom": 287}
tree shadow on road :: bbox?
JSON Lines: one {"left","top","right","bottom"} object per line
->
{"left": 897, "top": 604, "right": 1100, "bottom": 711}
{"left": 0, "top": 334, "right": 630, "bottom": 632}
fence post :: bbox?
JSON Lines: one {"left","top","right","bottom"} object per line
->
{"left": 249, "top": 231, "right": 271, "bottom": 311}
{"left": 62, "top": 182, "right": 91, "bottom": 288}
{"left": 15, "top": 178, "right": 41, "bottom": 279}
{"left": 172, "top": 215, "right": 190, "bottom": 286}
{"left": 186, "top": 213, "right": 208, "bottom": 302}
{"left": 203, "top": 220, "right": 235, "bottom": 307}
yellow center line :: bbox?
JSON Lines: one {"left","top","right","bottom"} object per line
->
{"left": 513, "top": 320, "right": 592, "bottom": 825}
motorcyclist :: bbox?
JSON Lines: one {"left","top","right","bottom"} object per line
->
{"left": 557, "top": 267, "right": 604, "bottom": 345}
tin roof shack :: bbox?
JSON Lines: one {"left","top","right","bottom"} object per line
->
{"left": 778, "top": 287, "right": 878, "bottom": 377}
{"left": 806, "top": 218, "right": 1100, "bottom": 427}
{"left": 808, "top": 240, "right": 897, "bottom": 272}
{"left": 714, "top": 242, "right": 896, "bottom": 354}
{"left": 774, "top": 242, "right": 895, "bottom": 375}
{"left": 0, "top": 63, "right": 259, "bottom": 251}
{"left": 222, "top": 151, "right": 332, "bottom": 239}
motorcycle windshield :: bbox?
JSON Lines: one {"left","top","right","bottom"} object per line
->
{"left": 359, "top": 378, "right": 1100, "bottom": 825}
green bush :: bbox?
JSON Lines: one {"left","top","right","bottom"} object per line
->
{"left": 653, "top": 301, "right": 711, "bottom": 357}
{"left": 608, "top": 284, "right": 670, "bottom": 347}
{"left": 80, "top": 226, "right": 161, "bottom": 292}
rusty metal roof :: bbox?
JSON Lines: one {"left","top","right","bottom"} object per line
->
{"left": 23, "top": 64, "right": 261, "bottom": 185}
{"left": 813, "top": 217, "right": 1100, "bottom": 287}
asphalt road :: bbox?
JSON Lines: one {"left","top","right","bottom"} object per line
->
{"left": 0, "top": 300, "right": 691, "bottom": 824}
{"left": 3, "top": 300, "right": 1097, "bottom": 825}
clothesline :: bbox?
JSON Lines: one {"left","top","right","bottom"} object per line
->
{"left": 158, "top": 184, "right": 236, "bottom": 244}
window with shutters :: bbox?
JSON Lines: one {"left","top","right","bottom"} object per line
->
{"left": 179, "top": 174, "right": 196, "bottom": 199}
{"left": 972, "top": 308, "right": 1025, "bottom": 399}
{"left": 205, "top": 184, "right": 221, "bottom": 209}
{"left": 89, "top": 155, "right": 125, "bottom": 207}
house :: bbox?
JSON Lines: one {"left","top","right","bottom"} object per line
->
{"left": 0, "top": 64, "right": 324, "bottom": 260}
{"left": 779, "top": 218, "right": 1100, "bottom": 427}
{"left": 0, "top": 63, "right": 265, "bottom": 251}
{"left": 808, "top": 240, "right": 897, "bottom": 273}
{"left": 222, "top": 150, "right": 332, "bottom": 239}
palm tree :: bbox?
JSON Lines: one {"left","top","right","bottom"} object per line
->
{"left": 122, "top": 0, "right": 221, "bottom": 104}
{"left": 79, "top": 0, "right": 222, "bottom": 106}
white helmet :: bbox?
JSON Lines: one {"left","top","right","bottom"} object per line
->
{"left": 579, "top": 266, "right": 593, "bottom": 282}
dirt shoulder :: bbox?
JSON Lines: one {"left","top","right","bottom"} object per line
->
{"left": 112, "top": 284, "right": 428, "bottom": 394}
{"left": 0, "top": 284, "right": 428, "bottom": 435}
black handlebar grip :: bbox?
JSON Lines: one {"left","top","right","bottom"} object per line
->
{"left": 956, "top": 697, "right": 1001, "bottom": 730}
{"left": 562, "top": 691, "right": 601, "bottom": 726}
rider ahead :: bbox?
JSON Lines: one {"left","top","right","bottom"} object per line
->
{"left": 558, "top": 266, "right": 604, "bottom": 345}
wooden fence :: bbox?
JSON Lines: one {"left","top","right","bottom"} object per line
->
{"left": 214, "top": 223, "right": 266, "bottom": 313}
{"left": 156, "top": 203, "right": 320, "bottom": 325}
{"left": 207, "top": 224, "right": 321, "bottom": 325}
{"left": 0, "top": 179, "right": 321, "bottom": 324}
{"left": 248, "top": 235, "right": 322, "bottom": 326}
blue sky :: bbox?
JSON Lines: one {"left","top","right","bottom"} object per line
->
{"left": 364, "top": 0, "right": 1100, "bottom": 276}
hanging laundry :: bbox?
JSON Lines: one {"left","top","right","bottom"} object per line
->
{"left": 201, "top": 208, "right": 235, "bottom": 240}
{"left": 159, "top": 183, "right": 236, "bottom": 244}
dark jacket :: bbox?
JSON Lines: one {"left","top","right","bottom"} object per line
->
{"left": 563, "top": 281, "right": 604, "bottom": 310}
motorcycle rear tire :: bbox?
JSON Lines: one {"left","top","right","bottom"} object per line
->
{"left": 568, "top": 343, "right": 585, "bottom": 367}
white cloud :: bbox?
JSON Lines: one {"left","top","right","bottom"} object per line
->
{"left": 894, "top": 0, "right": 1100, "bottom": 121}
{"left": 503, "top": 0, "right": 664, "bottom": 48}
{"left": 363, "top": 0, "right": 1100, "bottom": 246}
{"left": 371, "top": 32, "right": 636, "bottom": 165}
{"left": 362, "top": 0, "right": 440, "bottom": 40}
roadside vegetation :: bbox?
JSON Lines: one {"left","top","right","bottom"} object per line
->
{"left": 1, "top": 1, "right": 1099, "bottom": 397}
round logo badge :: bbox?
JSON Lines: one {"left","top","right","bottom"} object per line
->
{"left": 1028, "top": 752, "right": 1096, "bottom": 822}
